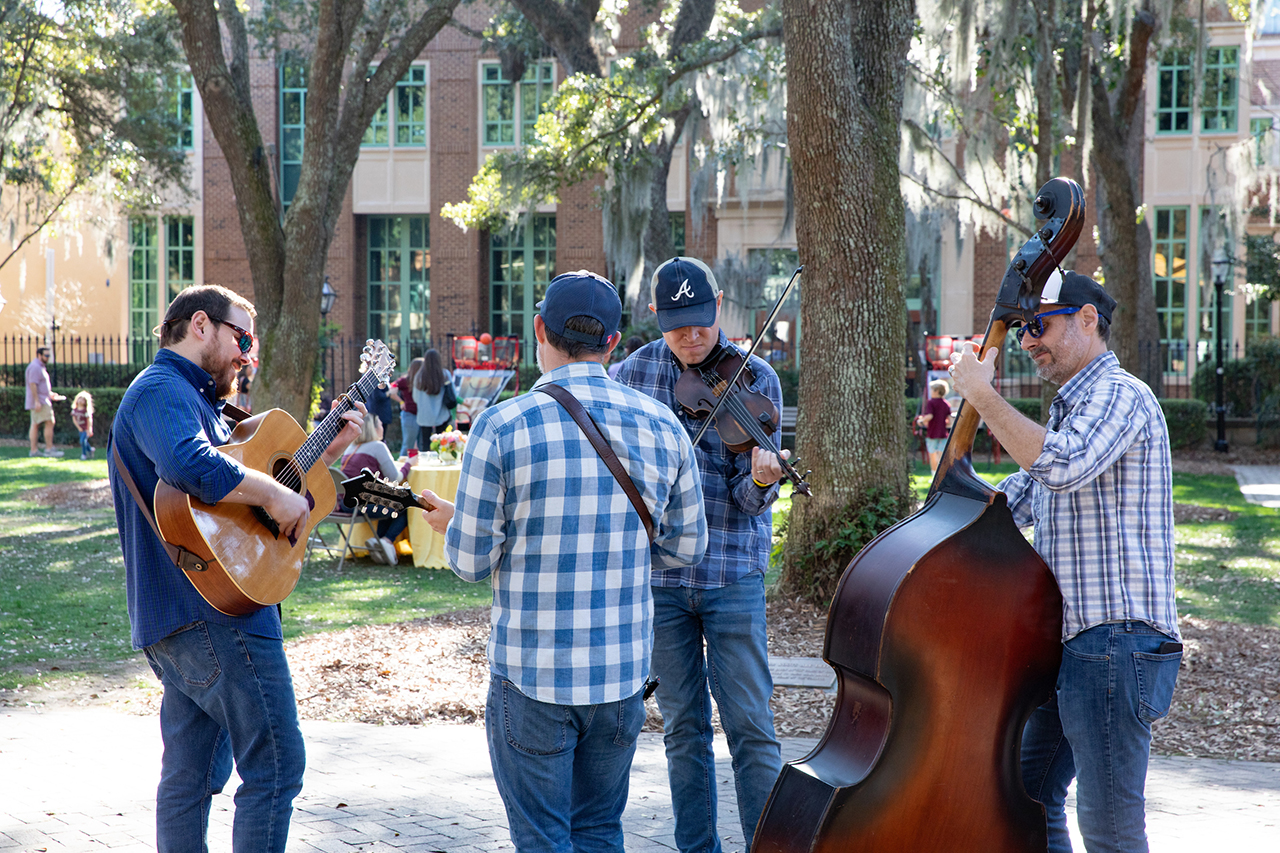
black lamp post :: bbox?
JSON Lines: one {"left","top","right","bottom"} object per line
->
{"left": 1211, "top": 249, "right": 1231, "bottom": 453}
{"left": 320, "top": 276, "right": 337, "bottom": 318}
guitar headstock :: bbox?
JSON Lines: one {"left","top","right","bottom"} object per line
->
{"left": 341, "top": 468, "right": 435, "bottom": 516}
{"left": 359, "top": 340, "right": 397, "bottom": 388}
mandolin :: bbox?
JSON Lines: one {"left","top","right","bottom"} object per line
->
{"left": 153, "top": 341, "right": 396, "bottom": 616}
{"left": 340, "top": 468, "right": 437, "bottom": 515}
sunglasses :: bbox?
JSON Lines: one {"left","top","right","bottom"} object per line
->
{"left": 1016, "top": 306, "right": 1081, "bottom": 343}
{"left": 212, "top": 317, "right": 255, "bottom": 353}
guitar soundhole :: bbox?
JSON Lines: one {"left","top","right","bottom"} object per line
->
{"left": 271, "top": 456, "right": 306, "bottom": 494}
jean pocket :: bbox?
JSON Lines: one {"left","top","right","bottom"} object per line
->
{"left": 152, "top": 622, "right": 221, "bottom": 689}
{"left": 612, "top": 694, "right": 645, "bottom": 748}
{"left": 1133, "top": 650, "right": 1182, "bottom": 723}
{"left": 502, "top": 681, "right": 570, "bottom": 756}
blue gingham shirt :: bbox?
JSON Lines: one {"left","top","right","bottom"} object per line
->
{"left": 615, "top": 332, "right": 782, "bottom": 588}
{"left": 1000, "top": 351, "right": 1179, "bottom": 642}
{"left": 445, "top": 362, "right": 707, "bottom": 705}
{"left": 108, "top": 349, "right": 272, "bottom": 650}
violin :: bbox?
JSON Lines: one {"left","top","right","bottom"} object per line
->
{"left": 675, "top": 347, "right": 813, "bottom": 496}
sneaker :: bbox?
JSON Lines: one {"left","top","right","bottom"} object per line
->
{"left": 42, "top": 448, "right": 64, "bottom": 458}
{"left": 80, "top": 453, "right": 88, "bottom": 461}
{"left": 378, "top": 537, "right": 399, "bottom": 566}
{"left": 365, "top": 537, "right": 386, "bottom": 564}
{"left": 29, "top": 450, "right": 40, "bottom": 457}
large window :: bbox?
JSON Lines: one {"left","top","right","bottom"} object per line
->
{"left": 280, "top": 62, "right": 307, "bottom": 210}
{"left": 1153, "top": 207, "right": 1190, "bottom": 372}
{"left": 166, "top": 217, "right": 195, "bottom": 303}
{"left": 1156, "top": 50, "right": 1192, "bottom": 134}
{"left": 482, "top": 62, "right": 554, "bottom": 146}
{"left": 491, "top": 215, "right": 556, "bottom": 351}
{"left": 1202, "top": 46, "right": 1239, "bottom": 132}
{"left": 129, "top": 218, "right": 159, "bottom": 363}
{"left": 171, "top": 75, "right": 195, "bottom": 150}
{"left": 131, "top": 216, "right": 198, "bottom": 363}
{"left": 362, "top": 66, "right": 427, "bottom": 147}
{"left": 368, "top": 216, "right": 430, "bottom": 363}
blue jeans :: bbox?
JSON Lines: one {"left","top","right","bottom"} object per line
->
{"left": 398, "top": 410, "right": 418, "bottom": 457}
{"left": 143, "top": 621, "right": 305, "bottom": 853}
{"left": 79, "top": 430, "right": 93, "bottom": 457}
{"left": 1021, "top": 621, "right": 1182, "bottom": 853}
{"left": 650, "top": 573, "right": 782, "bottom": 853}
{"left": 486, "top": 678, "right": 645, "bottom": 853}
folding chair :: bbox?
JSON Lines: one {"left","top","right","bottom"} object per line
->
{"left": 304, "top": 468, "right": 365, "bottom": 571}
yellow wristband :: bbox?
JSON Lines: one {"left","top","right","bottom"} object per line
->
{"left": 752, "top": 476, "right": 771, "bottom": 489}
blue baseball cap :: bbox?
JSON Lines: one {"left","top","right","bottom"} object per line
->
{"left": 537, "top": 270, "right": 622, "bottom": 345}
{"left": 651, "top": 257, "right": 721, "bottom": 332}
{"left": 1039, "top": 270, "right": 1116, "bottom": 322}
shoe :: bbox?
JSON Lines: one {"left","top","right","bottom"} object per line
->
{"left": 42, "top": 449, "right": 64, "bottom": 458}
{"left": 378, "top": 537, "right": 399, "bottom": 566}
{"left": 365, "top": 537, "right": 386, "bottom": 564}
{"left": 29, "top": 450, "right": 40, "bottom": 457}
{"left": 80, "top": 453, "right": 88, "bottom": 461}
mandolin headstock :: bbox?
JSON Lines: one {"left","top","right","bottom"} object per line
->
{"left": 341, "top": 468, "right": 436, "bottom": 515}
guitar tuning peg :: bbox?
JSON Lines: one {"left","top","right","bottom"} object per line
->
{"left": 390, "top": 511, "right": 399, "bottom": 518}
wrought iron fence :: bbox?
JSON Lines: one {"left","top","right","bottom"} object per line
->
{"left": 1, "top": 334, "right": 153, "bottom": 389}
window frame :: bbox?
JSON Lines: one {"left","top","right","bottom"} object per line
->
{"left": 1201, "top": 46, "right": 1239, "bottom": 133}
{"left": 482, "top": 61, "right": 555, "bottom": 148}
{"left": 1156, "top": 49, "right": 1193, "bottom": 135}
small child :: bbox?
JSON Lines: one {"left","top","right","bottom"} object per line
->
{"left": 71, "top": 391, "right": 94, "bottom": 460}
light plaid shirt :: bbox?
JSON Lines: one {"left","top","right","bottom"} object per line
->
{"left": 445, "top": 361, "right": 707, "bottom": 705}
{"left": 615, "top": 332, "right": 783, "bottom": 589}
{"left": 1000, "top": 351, "right": 1179, "bottom": 642}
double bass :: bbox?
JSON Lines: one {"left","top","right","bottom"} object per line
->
{"left": 752, "top": 177, "right": 1084, "bottom": 853}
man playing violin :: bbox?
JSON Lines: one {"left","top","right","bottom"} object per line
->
{"left": 949, "top": 271, "right": 1181, "bottom": 853}
{"left": 616, "top": 256, "right": 788, "bottom": 853}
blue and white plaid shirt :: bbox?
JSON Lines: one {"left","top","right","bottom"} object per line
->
{"left": 445, "top": 361, "right": 707, "bottom": 705}
{"left": 615, "top": 332, "right": 783, "bottom": 589}
{"left": 1000, "top": 351, "right": 1179, "bottom": 642}
{"left": 108, "top": 349, "right": 271, "bottom": 650}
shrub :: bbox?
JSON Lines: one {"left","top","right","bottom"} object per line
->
{"left": 0, "top": 387, "right": 126, "bottom": 446}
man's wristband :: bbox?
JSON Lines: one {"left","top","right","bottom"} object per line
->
{"left": 753, "top": 476, "right": 771, "bottom": 489}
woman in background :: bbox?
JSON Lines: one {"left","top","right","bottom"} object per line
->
{"left": 389, "top": 357, "right": 423, "bottom": 458}
{"left": 341, "top": 416, "right": 411, "bottom": 565}
{"left": 413, "top": 348, "right": 453, "bottom": 450}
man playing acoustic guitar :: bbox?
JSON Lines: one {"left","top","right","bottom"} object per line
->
{"left": 108, "top": 284, "right": 365, "bottom": 852}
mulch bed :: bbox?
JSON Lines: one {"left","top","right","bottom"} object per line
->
{"left": 10, "top": 462, "right": 1280, "bottom": 762}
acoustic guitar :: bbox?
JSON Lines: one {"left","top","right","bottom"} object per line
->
{"left": 154, "top": 340, "right": 396, "bottom": 616}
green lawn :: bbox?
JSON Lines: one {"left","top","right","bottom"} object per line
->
{"left": 0, "top": 447, "right": 488, "bottom": 690}
{"left": 4, "top": 446, "right": 1278, "bottom": 692}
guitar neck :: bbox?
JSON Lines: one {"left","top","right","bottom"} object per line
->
{"left": 294, "top": 370, "right": 381, "bottom": 472}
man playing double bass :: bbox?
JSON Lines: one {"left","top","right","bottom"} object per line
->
{"left": 949, "top": 271, "right": 1181, "bottom": 853}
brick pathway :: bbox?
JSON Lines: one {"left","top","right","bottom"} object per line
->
{"left": 2, "top": 706, "right": 1278, "bottom": 851}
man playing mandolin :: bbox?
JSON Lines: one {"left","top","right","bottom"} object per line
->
{"left": 616, "top": 256, "right": 789, "bottom": 853}
{"left": 108, "top": 285, "right": 365, "bottom": 852}
{"left": 949, "top": 270, "right": 1181, "bottom": 853}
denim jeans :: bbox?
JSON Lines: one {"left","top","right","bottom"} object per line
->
{"left": 650, "top": 573, "right": 782, "bottom": 853}
{"left": 79, "top": 430, "right": 92, "bottom": 457}
{"left": 1021, "top": 621, "right": 1182, "bottom": 853}
{"left": 486, "top": 678, "right": 645, "bottom": 853}
{"left": 398, "top": 410, "right": 418, "bottom": 457}
{"left": 143, "top": 621, "right": 305, "bottom": 853}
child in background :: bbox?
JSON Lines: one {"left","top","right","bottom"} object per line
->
{"left": 71, "top": 391, "right": 94, "bottom": 460}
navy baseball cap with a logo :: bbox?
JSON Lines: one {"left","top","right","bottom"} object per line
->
{"left": 651, "top": 257, "right": 721, "bottom": 332}
{"left": 1039, "top": 269, "right": 1117, "bottom": 322}
{"left": 537, "top": 270, "right": 622, "bottom": 345}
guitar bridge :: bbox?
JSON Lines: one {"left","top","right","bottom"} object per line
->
{"left": 251, "top": 505, "right": 281, "bottom": 540}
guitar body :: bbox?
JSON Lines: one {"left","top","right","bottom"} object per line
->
{"left": 154, "top": 409, "right": 337, "bottom": 616}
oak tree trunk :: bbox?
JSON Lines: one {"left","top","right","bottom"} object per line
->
{"left": 778, "top": 0, "right": 916, "bottom": 603}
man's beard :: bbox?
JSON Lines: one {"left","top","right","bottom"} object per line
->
{"left": 201, "top": 350, "right": 238, "bottom": 400}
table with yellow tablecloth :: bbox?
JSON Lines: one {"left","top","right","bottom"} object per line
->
{"left": 405, "top": 461, "right": 463, "bottom": 568}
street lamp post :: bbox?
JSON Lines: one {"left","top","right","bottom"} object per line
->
{"left": 320, "top": 276, "right": 337, "bottom": 318}
{"left": 1211, "top": 249, "right": 1231, "bottom": 453}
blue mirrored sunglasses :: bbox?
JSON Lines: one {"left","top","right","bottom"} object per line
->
{"left": 212, "top": 317, "right": 254, "bottom": 353}
{"left": 1016, "top": 306, "right": 1081, "bottom": 343}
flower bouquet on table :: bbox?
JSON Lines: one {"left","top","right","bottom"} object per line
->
{"left": 429, "top": 429, "right": 467, "bottom": 464}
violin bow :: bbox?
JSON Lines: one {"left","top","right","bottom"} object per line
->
{"left": 690, "top": 265, "right": 804, "bottom": 448}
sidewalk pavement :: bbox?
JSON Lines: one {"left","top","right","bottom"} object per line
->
{"left": 2, "top": 705, "right": 1278, "bottom": 852}
{"left": 1231, "top": 464, "right": 1280, "bottom": 508}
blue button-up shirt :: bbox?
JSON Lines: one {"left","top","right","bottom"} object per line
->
{"left": 1000, "top": 351, "right": 1179, "bottom": 642}
{"left": 615, "top": 332, "right": 782, "bottom": 589}
{"left": 108, "top": 349, "right": 278, "bottom": 650}
{"left": 445, "top": 362, "right": 707, "bottom": 705}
